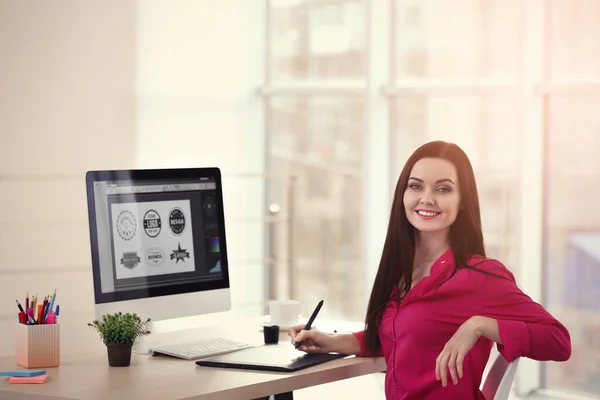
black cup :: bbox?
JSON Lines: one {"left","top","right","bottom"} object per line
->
{"left": 263, "top": 325, "right": 280, "bottom": 344}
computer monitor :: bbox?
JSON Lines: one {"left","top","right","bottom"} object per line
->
{"left": 85, "top": 167, "right": 231, "bottom": 323}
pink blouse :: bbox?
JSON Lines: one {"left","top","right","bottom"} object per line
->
{"left": 353, "top": 249, "right": 571, "bottom": 400}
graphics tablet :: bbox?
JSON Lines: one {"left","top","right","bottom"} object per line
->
{"left": 195, "top": 344, "right": 348, "bottom": 372}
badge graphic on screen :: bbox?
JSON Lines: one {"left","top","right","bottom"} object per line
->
{"left": 146, "top": 247, "right": 165, "bottom": 266}
{"left": 170, "top": 243, "right": 190, "bottom": 263}
{"left": 116, "top": 210, "right": 136, "bottom": 240}
{"left": 143, "top": 209, "right": 162, "bottom": 238}
{"left": 120, "top": 251, "right": 141, "bottom": 269}
{"left": 169, "top": 207, "right": 186, "bottom": 236}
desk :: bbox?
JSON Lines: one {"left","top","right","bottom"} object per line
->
{"left": 0, "top": 316, "right": 385, "bottom": 400}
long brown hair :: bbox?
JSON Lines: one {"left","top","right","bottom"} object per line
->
{"left": 362, "top": 141, "right": 487, "bottom": 356}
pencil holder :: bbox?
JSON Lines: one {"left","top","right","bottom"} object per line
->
{"left": 15, "top": 323, "right": 60, "bottom": 368}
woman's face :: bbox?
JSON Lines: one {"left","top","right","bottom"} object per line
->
{"left": 403, "top": 157, "right": 461, "bottom": 234}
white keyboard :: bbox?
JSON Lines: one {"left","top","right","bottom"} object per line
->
{"left": 151, "top": 338, "right": 253, "bottom": 360}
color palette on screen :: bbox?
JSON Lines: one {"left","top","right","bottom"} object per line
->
{"left": 209, "top": 237, "right": 220, "bottom": 253}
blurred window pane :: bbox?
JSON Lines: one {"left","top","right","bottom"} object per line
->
{"left": 550, "top": 0, "right": 600, "bottom": 79}
{"left": 269, "top": 0, "right": 367, "bottom": 82}
{"left": 267, "top": 97, "right": 365, "bottom": 321}
{"left": 394, "top": 96, "right": 521, "bottom": 276}
{"left": 544, "top": 96, "right": 600, "bottom": 395}
{"left": 396, "top": 0, "right": 521, "bottom": 80}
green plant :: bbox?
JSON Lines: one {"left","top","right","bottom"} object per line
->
{"left": 88, "top": 312, "right": 151, "bottom": 345}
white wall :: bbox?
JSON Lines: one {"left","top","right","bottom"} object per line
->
{"left": 0, "top": 0, "right": 264, "bottom": 355}
{"left": 134, "top": 0, "right": 265, "bottom": 324}
{"left": 0, "top": 0, "right": 138, "bottom": 355}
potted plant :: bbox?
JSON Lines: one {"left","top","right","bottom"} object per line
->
{"left": 88, "top": 312, "right": 151, "bottom": 367}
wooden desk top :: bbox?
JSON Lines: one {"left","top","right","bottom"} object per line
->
{"left": 0, "top": 316, "right": 386, "bottom": 400}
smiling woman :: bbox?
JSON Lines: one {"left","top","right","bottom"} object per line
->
{"left": 359, "top": 141, "right": 570, "bottom": 399}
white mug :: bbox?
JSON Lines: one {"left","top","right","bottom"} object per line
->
{"left": 268, "top": 300, "right": 301, "bottom": 328}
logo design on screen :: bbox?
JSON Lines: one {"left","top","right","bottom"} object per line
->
{"left": 170, "top": 243, "right": 190, "bottom": 263}
{"left": 120, "top": 251, "right": 141, "bottom": 269}
{"left": 169, "top": 207, "right": 186, "bottom": 236}
{"left": 143, "top": 210, "right": 162, "bottom": 238}
{"left": 116, "top": 210, "right": 136, "bottom": 241}
{"left": 146, "top": 247, "right": 165, "bottom": 266}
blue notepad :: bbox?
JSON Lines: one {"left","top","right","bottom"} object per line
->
{"left": 0, "top": 370, "right": 46, "bottom": 377}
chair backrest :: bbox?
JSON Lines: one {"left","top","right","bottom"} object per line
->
{"left": 481, "top": 354, "right": 520, "bottom": 400}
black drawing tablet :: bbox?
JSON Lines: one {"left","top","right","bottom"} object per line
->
{"left": 195, "top": 344, "right": 349, "bottom": 372}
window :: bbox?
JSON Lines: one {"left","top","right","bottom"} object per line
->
{"left": 261, "top": 0, "right": 600, "bottom": 397}
{"left": 543, "top": 1, "right": 600, "bottom": 396}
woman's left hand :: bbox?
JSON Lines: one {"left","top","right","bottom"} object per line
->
{"left": 435, "top": 316, "right": 483, "bottom": 387}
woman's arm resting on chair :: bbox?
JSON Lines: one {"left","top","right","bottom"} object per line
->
{"left": 478, "top": 260, "right": 572, "bottom": 363}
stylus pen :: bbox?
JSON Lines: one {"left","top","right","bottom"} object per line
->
{"left": 294, "top": 300, "right": 324, "bottom": 349}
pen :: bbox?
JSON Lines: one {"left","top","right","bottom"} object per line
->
{"left": 32, "top": 294, "right": 38, "bottom": 319}
{"left": 16, "top": 300, "right": 25, "bottom": 314}
{"left": 41, "top": 297, "right": 48, "bottom": 324}
{"left": 26, "top": 292, "right": 29, "bottom": 310}
{"left": 42, "top": 301, "right": 50, "bottom": 324}
{"left": 294, "top": 300, "right": 324, "bottom": 349}
{"left": 49, "top": 289, "right": 57, "bottom": 313}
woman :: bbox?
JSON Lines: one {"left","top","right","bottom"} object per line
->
{"left": 289, "top": 141, "right": 571, "bottom": 399}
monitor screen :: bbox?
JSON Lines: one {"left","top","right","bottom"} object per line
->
{"left": 85, "top": 167, "right": 230, "bottom": 305}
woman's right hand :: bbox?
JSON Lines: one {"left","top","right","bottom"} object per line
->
{"left": 288, "top": 325, "right": 335, "bottom": 353}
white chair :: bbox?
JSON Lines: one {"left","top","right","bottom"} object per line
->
{"left": 481, "top": 354, "right": 520, "bottom": 400}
